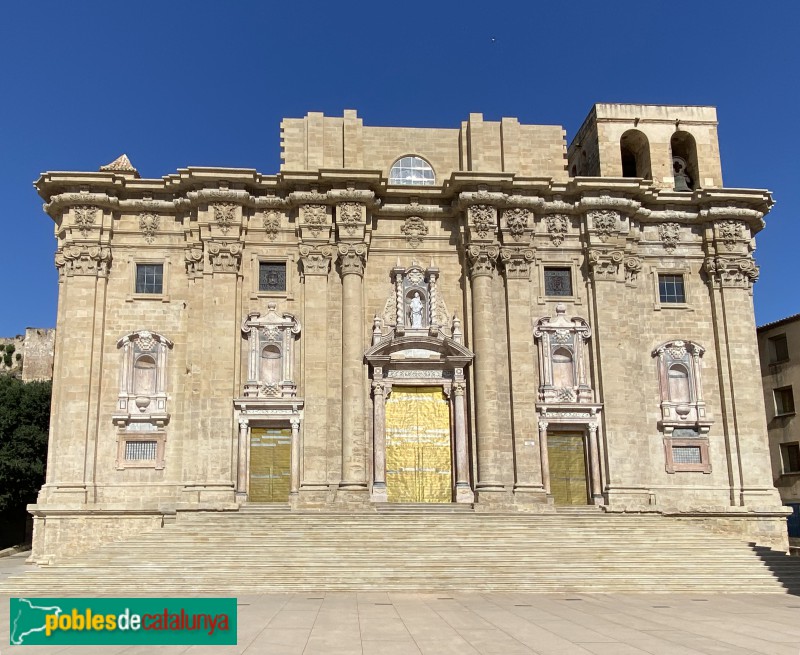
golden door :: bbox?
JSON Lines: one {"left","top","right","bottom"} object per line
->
{"left": 385, "top": 386, "right": 452, "bottom": 503}
{"left": 547, "top": 433, "right": 589, "bottom": 505}
{"left": 249, "top": 427, "right": 291, "bottom": 502}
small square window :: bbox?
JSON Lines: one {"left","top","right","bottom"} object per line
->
{"left": 769, "top": 334, "right": 789, "bottom": 363}
{"left": 259, "top": 263, "right": 286, "bottom": 292}
{"left": 774, "top": 386, "right": 795, "bottom": 416}
{"left": 125, "top": 440, "right": 157, "bottom": 461}
{"left": 672, "top": 445, "right": 702, "bottom": 465}
{"left": 781, "top": 443, "right": 800, "bottom": 474}
{"left": 544, "top": 267, "right": 572, "bottom": 297}
{"left": 658, "top": 274, "right": 685, "bottom": 303}
{"left": 136, "top": 264, "right": 163, "bottom": 294}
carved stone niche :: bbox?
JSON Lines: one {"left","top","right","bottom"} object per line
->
{"left": 113, "top": 331, "right": 173, "bottom": 429}
{"left": 381, "top": 262, "right": 450, "bottom": 337}
{"left": 241, "top": 302, "right": 301, "bottom": 398}
{"left": 533, "top": 304, "right": 593, "bottom": 404}
{"left": 652, "top": 340, "right": 712, "bottom": 434}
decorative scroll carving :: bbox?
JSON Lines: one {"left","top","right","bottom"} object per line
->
{"left": 138, "top": 212, "right": 159, "bottom": 243}
{"left": 503, "top": 208, "right": 530, "bottom": 241}
{"left": 545, "top": 214, "right": 569, "bottom": 246}
{"left": 718, "top": 220, "right": 745, "bottom": 251}
{"left": 659, "top": 223, "right": 680, "bottom": 252}
{"left": 533, "top": 303, "right": 593, "bottom": 404}
{"left": 500, "top": 247, "right": 535, "bottom": 279}
{"left": 263, "top": 211, "right": 280, "bottom": 240}
{"left": 338, "top": 243, "right": 367, "bottom": 277}
{"left": 241, "top": 302, "right": 301, "bottom": 398}
{"left": 337, "top": 202, "right": 363, "bottom": 236}
{"left": 213, "top": 203, "right": 236, "bottom": 235}
{"left": 73, "top": 206, "right": 97, "bottom": 237}
{"left": 401, "top": 216, "right": 428, "bottom": 248}
{"left": 207, "top": 241, "right": 241, "bottom": 273}
{"left": 704, "top": 255, "right": 759, "bottom": 289}
{"left": 589, "top": 209, "right": 618, "bottom": 242}
{"left": 466, "top": 245, "right": 499, "bottom": 278}
{"left": 469, "top": 204, "right": 496, "bottom": 239}
{"left": 301, "top": 204, "right": 328, "bottom": 237}
{"left": 184, "top": 245, "right": 204, "bottom": 278}
{"left": 587, "top": 249, "right": 623, "bottom": 281}
{"left": 56, "top": 245, "right": 112, "bottom": 277}
{"left": 624, "top": 256, "right": 643, "bottom": 283}
{"left": 298, "top": 244, "right": 332, "bottom": 276}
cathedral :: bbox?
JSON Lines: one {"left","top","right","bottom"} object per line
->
{"left": 28, "top": 104, "right": 789, "bottom": 562}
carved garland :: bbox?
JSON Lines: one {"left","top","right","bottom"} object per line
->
{"left": 302, "top": 204, "right": 328, "bottom": 237}
{"left": 263, "top": 211, "right": 280, "bottom": 241}
{"left": 73, "top": 206, "right": 97, "bottom": 237}
{"left": 545, "top": 214, "right": 569, "bottom": 246}
{"left": 470, "top": 205, "right": 496, "bottom": 239}
{"left": 401, "top": 216, "right": 428, "bottom": 248}
{"left": 213, "top": 203, "right": 236, "bottom": 235}
{"left": 589, "top": 210, "right": 618, "bottom": 242}
{"left": 502, "top": 208, "right": 530, "bottom": 241}
{"left": 718, "top": 220, "right": 744, "bottom": 251}
{"left": 337, "top": 202, "right": 362, "bottom": 236}
{"left": 138, "top": 213, "right": 160, "bottom": 243}
{"left": 659, "top": 223, "right": 680, "bottom": 252}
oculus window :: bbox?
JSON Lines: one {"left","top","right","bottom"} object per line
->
{"left": 389, "top": 156, "right": 435, "bottom": 186}
{"left": 658, "top": 274, "right": 685, "bottom": 304}
{"left": 136, "top": 264, "right": 164, "bottom": 295}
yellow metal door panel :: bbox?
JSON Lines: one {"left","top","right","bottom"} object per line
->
{"left": 249, "top": 427, "right": 292, "bottom": 502}
{"left": 548, "top": 433, "right": 588, "bottom": 506}
{"left": 385, "top": 386, "right": 452, "bottom": 503}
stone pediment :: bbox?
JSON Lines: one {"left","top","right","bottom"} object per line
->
{"left": 365, "top": 333, "right": 473, "bottom": 366}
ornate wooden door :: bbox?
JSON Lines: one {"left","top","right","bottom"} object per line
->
{"left": 249, "top": 427, "right": 291, "bottom": 502}
{"left": 548, "top": 433, "right": 589, "bottom": 505}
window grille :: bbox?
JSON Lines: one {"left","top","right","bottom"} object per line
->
{"left": 259, "top": 263, "right": 286, "bottom": 292}
{"left": 125, "top": 440, "right": 157, "bottom": 461}
{"left": 544, "top": 268, "right": 572, "bottom": 296}
{"left": 672, "top": 445, "right": 702, "bottom": 465}
{"left": 136, "top": 264, "right": 163, "bottom": 294}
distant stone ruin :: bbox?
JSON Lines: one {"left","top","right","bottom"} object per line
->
{"left": 0, "top": 328, "right": 55, "bottom": 381}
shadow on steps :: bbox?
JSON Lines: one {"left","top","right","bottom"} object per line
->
{"left": 751, "top": 545, "right": 800, "bottom": 595}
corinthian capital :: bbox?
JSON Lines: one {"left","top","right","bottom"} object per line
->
{"left": 467, "top": 245, "right": 499, "bottom": 279}
{"left": 299, "top": 245, "right": 333, "bottom": 276}
{"left": 500, "top": 247, "right": 535, "bottom": 279}
{"left": 337, "top": 243, "right": 368, "bottom": 277}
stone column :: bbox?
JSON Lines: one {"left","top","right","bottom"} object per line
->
{"left": 290, "top": 417, "right": 301, "bottom": 496}
{"left": 298, "top": 245, "right": 332, "bottom": 495}
{"left": 236, "top": 418, "right": 249, "bottom": 499}
{"left": 453, "top": 379, "right": 474, "bottom": 503}
{"left": 587, "top": 421, "right": 603, "bottom": 503}
{"left": 467, "top": 245, "right": 503, "bottom": 494}
{"left": 338, "top": 244, "right": 368, "bottom": 489}
{"left": 539, "top": 421, "right": 550, "bottom": 495}
{"left": 371, "top": 376, "right": 389, "bottom": 502}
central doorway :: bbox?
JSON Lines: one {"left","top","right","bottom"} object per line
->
{"left": 548, "top": 432, "right": 589, "bottom": 505}
{"left": 385, "top": 386, "right": 452, "bottom": 503}
{"left": 249, "top": 427, "right": 291, "bottom": 502}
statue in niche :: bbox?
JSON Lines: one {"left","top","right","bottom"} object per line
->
{"left": 409, "top": 292, "right": 424, "bottom": 328}
{"left": 673, "top": 156, "right": 693, "bottom": 192}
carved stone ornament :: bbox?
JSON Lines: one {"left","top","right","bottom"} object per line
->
{"left": 500, "top": 247, "right": 535, "bottom": 279}
{"left": 545, "top": 214, "right": 569, "bottom": 246}
{"left": 298, "top": 245, "right": 333, "bottom": 276}
{"left": 73, "top": 206, "right": 97, "bottom": 237}
{"left": 624, "top": 256, "right": 643, "bottom": 283}
{"left": 213, "top": 203, "right": 237, "bottom": 235}
{"left": 337, "top": 202, "right": 362, "bottom": 236}
{"left": 718, "top": 220, "right": 745, "bottom": 251}
{"left": 469, "top": 204, "right": 496, "bottom": 239}
{"left": 184, "top": 246, "right": 204, "bottom": 277}
{"left": 138, "top": 212, "right": 159, "bottom": 243}
{"left": 207, "top": 241, "right": 242, "bottom": 274}
{"left": 338, "top": 243, "right": 367, "bottom": 277}
{"left": 503, "top": 208, "right": 530, "bottom": 241}
{"left": 56, "top": 245, "right": 112, "bottom": 277}
{"left": 263, "top": 211, "right": 280, "bottom": 241}
{"left": 704, "top": 255, "right": 759, "bottom": 289}
{"left": 659, "top": 222, "right": 680, "bottom": 252}
{"left": 589, "top": 209, "right": 618, "bottom": 242}
{"left": 467, "top": 245, "right": 499, "bottom": 278}
{"left": 241, "top": 302, "right": 301, "bottom": 399}
{"left": 301, "top": 204, "right": 328, "bottom": 237}
{"left": 401, "top": 216, "right": 428, "bottom": 248}
{"left": 587, "top": 249, "right": 623, "bottom": 281}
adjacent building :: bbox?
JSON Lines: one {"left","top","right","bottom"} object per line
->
{"left": 28, "top": 104, "right": 789, "bottom": 562}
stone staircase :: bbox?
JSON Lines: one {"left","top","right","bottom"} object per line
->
{"left": 4, "top": 509, "right": 800, "bottom": 594}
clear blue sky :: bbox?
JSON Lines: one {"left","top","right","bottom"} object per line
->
{"left": 1, "top": 1, "right": 797, "bottom": 335}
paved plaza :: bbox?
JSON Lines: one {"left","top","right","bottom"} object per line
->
{"left": 2, "top": 552, "right": 799, "bottom": 655}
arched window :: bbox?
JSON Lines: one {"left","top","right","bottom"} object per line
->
{"left": 620, "top": 130, "right": 652, "bottom": 179}
{"left": 670, "top": 131, "right": 700, "bottom": 191}
{"left": 260, "top": 345, "right": 282, "bottom": 384}
{"left": 389, "top": 156, "right": 435, "bottom": 185}
{"left": 552, "top": 348, "right": 575, "bottom": 389}
{"left": 133, "top": 355, "right": 157, "bottom": 396}
{"left": 667, "top": 364, "right": 691, "bottom": 403}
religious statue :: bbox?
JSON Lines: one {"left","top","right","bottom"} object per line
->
{"left": 409, "top": 292, "right": 424, "bottom": 328}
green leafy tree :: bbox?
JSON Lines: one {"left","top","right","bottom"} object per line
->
{"left": 0, "top": 376, "right": 51, "bottom": 516}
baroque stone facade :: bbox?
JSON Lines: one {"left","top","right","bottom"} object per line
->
{"left": 29, "top": 104, "right": 789, "bottom": 561}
